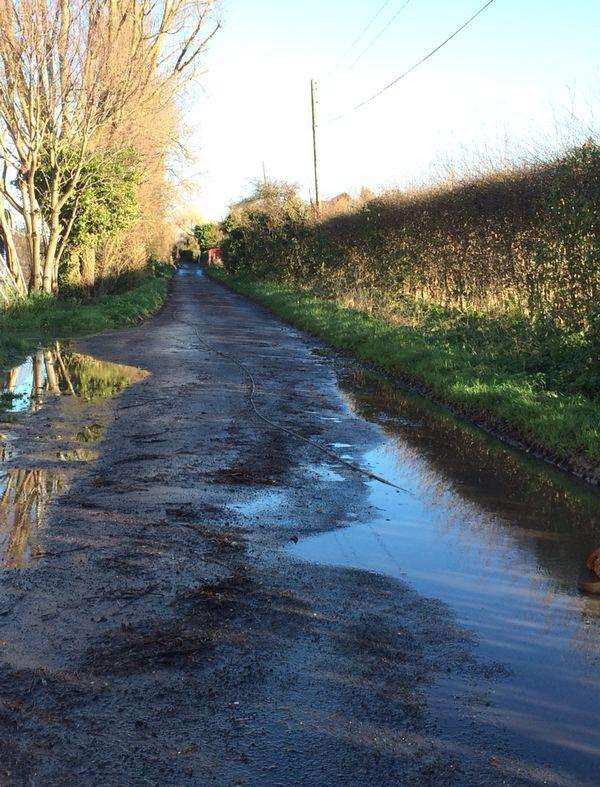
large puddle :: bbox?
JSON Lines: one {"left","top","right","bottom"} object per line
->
{"left": 290, "top": 369, "right": 600, "bottom": 784}
{"left": 0, "top": 344, "right": 147, "bottom": 566}
{"left": 0, "top": 344, "right": 147, "bottom": 416}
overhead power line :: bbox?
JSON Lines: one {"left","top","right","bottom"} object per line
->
{"left": 332, "top": 0, "right": 498, "bottom": 121}
{"left": 330, "top": 0, "right": 394, "bottom": 74}
{"left": 347, "top": 0, "right": 413, "bottom": 71}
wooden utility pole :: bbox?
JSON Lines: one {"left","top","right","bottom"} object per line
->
{"left": 310, "top": 79, "right": 320, "bottom": 214}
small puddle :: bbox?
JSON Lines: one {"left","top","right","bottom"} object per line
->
{"left": 177, "top": 264, "right": 205, "bottom": 279}
{"left": 75, "top": 424, "right": 105, "bottom": 444}
{"left": 0, "top": 467, "right": 64, "bottom": 568}
{"left": 231, "top": 490, "right": 287, "bottom": 517}
{"left": 305, "top": 462, "right": 345, "bottom": 483}
{"left": 289, "top": 368, "right": 600, "bottom": 783}
{"left": 0, "top": 343, "right": 147, "bottom": 417}
{"left": 0, "top": 434, "right": 15, "bottom": 463}
{"left": 57, "top": 447, "right": 99, "bottom": 463}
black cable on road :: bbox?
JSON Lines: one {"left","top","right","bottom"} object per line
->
{"left": 187, "top": 324, "right": 411, "bottom": 495}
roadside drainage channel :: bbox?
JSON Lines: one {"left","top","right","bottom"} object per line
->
{"left": 287, "top": 368, "right": 600, "bottom": 784}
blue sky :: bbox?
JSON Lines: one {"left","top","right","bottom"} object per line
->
{"left": 189, "top": 0, "right": 600, "bottom": 218}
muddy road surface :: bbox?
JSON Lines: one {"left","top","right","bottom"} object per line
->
{"left": 0, "top": 264, "right": 599, "bottom": 786}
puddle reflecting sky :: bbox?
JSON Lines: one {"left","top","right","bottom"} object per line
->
{"left": 0, "top": 344, "right": 147, "bottom": 415}
{"left": 231, "top": 490, "right": 287, "bottom": 517}
{"left": 290, "top": 369, "right": 600, "bottom": 783}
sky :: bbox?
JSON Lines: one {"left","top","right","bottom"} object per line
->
{"left": 186, "top": 0, "right": 600, "bottom": 219}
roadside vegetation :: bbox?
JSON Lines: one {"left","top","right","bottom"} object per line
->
{"left": 0, "top": 0, "right": 218, "bottom": 304}
{"left": 0, "top": 263, "right": 172, "bottom": 370}
{"left": 0, "top": 0, "right": 217, "bottom": 373}
{"left": 211, "top": 146, "right": 600, "bottom": 476}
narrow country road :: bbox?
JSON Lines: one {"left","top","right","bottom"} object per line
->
{"left": 0, "top": 265, "right": 598, "bottom": 786}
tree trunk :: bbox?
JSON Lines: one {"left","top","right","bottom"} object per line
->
{"left": 43, "top": 351, "right": 61, "bottom": 394}
{"left": 80, "top": 245, "right": 96, "bottom": 288}
{"left": 0, "top": 202, "right": 27, "bottom": 297}
{"left": 23, "top": 205, "right": 43, "bottom": 293}
{"left": 32, "top": 353, "right": 44, "bottom": 410}
{"left": 21, "top": 174, "right": 44, "bottom": 292}
{"left": 43, "top": 222, "right": 62, "bottom": 294}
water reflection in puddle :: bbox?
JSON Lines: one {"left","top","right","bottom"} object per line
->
{"left": 305, "top": 463, "right": 345, "bottom": 483}
{"left": 177, "top": 264, "right": 205, "bottom": 279}
{"left": 0, "top": 467, "right": 63, "bottom": 567}
{"left": 0, "top": 436, "right": 14, "bottom": 463}
{"left": 290, "top": 369, "right": 600, "bottom": 783}
{"left": 0, "top": 344, "right": 148, "bottom": 566}
{"left": 0, "top": 344, "right": 147, "bottom": 416}
{"left": 231, "top": 490, "right": 287, "bottom": 517}
{"left": 58, "top": 447, "right": 99, "bottom": 463}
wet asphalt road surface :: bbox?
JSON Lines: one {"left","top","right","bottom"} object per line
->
{"left": 0, "top": 265, "right": 586, "bottom": 786}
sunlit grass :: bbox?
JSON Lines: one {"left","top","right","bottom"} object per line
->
{"left": 0, "top": 268, "right": 170, "bottom": 368}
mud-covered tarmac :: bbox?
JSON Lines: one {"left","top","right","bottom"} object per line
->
{"left": 0, "top": 265, "right": 598, "bottom": 786}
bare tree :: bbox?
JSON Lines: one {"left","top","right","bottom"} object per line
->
{"left": 0, "top": 0, "right": 219, "bottom": 295}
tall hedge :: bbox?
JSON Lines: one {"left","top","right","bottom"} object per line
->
{"left": 222, "top": 142, "right": 600, "bottom": 339}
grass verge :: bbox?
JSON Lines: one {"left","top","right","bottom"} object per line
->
{"left": 207, "top": 266, "right": 600, "bottom": 482}
{"left": 0, "top": 268, "right": 171, "bottom": 368}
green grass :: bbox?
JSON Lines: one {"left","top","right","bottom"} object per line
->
{"left": 208, "top": 267, "right": 600, "bottom": 469}
{"left": 0, "top": 268, "right": 171, "bottom": 368}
